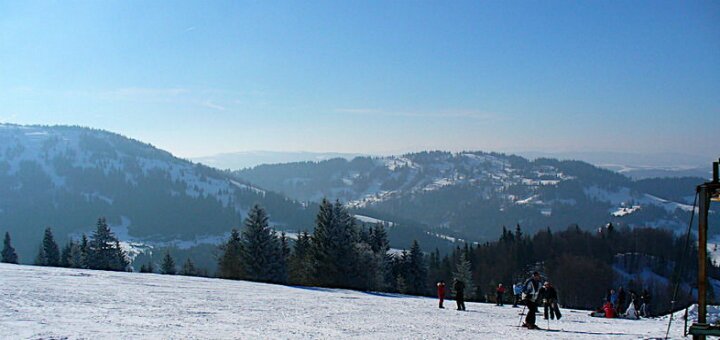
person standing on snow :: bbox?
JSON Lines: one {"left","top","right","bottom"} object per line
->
{"left": 617, "top": 287, "right": 626, "bottom": 313}
{"left": 453, "top": 278, "right": 466, "bottom": 311}
{"left": 496, "top": 283, "right": 506, "bottom": 306}
{"left": 609, "top": 289, "right": 618, "bottom": 310}
{"left": 639, "top": 289, "right": 651, "bottom": 317}
{"left": 539, "top": 282, "right": 561, "bottom": 320}
{"left": 437, "top": 281, "right": 446, "bottom": 309}
{"left": 512, "top": 282, "right": 523, "bottom": 307}
{"left": 522, "top": 271, "right": 542, "bottom": 329}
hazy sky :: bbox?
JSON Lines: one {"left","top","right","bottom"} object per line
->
{"left": 1, "top": 1, "right": 718, "bottom": 159}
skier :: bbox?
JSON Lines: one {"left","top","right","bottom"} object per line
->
{"left": 453, "top": 278, "right": 466, "bottom": 311}
{"left": 629, "top": 290, "right": 639, "bottom": 310}
{"left": 609, "top": 289, "right": 618, "bottom": 310}
{"left": 437, "top": 281, "right": 446, "bottom": 309}
{"left": 496, "top": 283, "right": 505, "bottom": 306}
{"left": 522, "top": 271, "right": 542, "bottom": 329}
{"left": 617, "top": 286, "right": 626, "bottom": 313}
{"left": 512, "top": 282, "right": 523, "bottom": 307}
{"left": 540, "top": 281, "right": 561, "bottom": 320}
{"left": 639, "top": 289, "right": 651, "bottom": 317}
{"left": 623, "top": 298, "right": 640, "bottom": 319}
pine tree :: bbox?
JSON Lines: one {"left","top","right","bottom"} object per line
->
{"left": 278, "top": 231, "right": 290, "bottom": 283}
{"left": 453, "top": 252, "right": 475, "bottom": 299}
{"left": 87, "top": 217, "right": 128, "bottom": 271}
{"left": 70, "top": 234, "right": 89, "bottom": 269}
{"left": 1, "top": 232, "right": 18, "bottom": 264}
{"left": 181, "top": 258, "right": 196, "bottom": 276}
{"left": 396, "top": 274, "right": 409, "bottom": 294}
{"left": 218, "top": 229, "right": 243, "bottom": 279}
{"left": 140, "top": 260, "right": 155, "bottom": 273}
{"left": 161, "top": 251, "right": 176, "bottom": 275}
{"left": 60, "top": 240, "right": 76, "bottom": 267}
{"left": 240, "top": 204, "right": 284, "bottom": 283}
{"left": 406, "top": 240, "right": 428, "bottom": 295}
{"left": 369, "top": 223, "right": 390, "bottom": 254}
{"left": 38, "top": 227, "right": 60, "bottom": 266}
{"left": 368, "top": 223, "right": 391, "bottom": 290}
{"left": 311, "top": 199, "right": 358, "bottom": 288}
{"left": 289, "top": 231, "right": 313, "bottom": 285}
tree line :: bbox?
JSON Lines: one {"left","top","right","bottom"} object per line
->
{"left": 3, "top": 200, "right": 713, "bottom": 315}
{"left": 1, "top": 218, "right": 130, "bottom": 271}
{"left": 215, "top": 200, "right": 428, "bottom": 295}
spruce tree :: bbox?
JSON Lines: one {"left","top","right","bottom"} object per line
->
{"left": 1, "top": 232, "right": 18, "bottom": 264}
{"left": 289, "top": 231, "right": 313, "bottom": 285}
{"left": 161, "top": 251, "right": 176, "bottom": 275}
{"left": 218, "top": 229, "right": 243, "bottom": 279}
{"left": 453, "top": 252, "right": 475, "bottom": 299}
{"left": 311, "top": 199, "right": 358, "bottom": 288}
{"left": 239, "top": 204, "right": 284, "bottom": 283}
{"left": 70, "top": 234, "right": 89, "bottom": 269}
{"left": 60, "top": 240, "right": 75, "bottom": 267}
{"left": 140, "top": 260, "right": 155, "bottom": 273}
{"left": 369, "top": 223, "right": 390, "bottom": 254}
{"left": 87, "top": 217, "right": 128, "bottom": 271}
{"left": 278, "top": 232, "right": 290, "bottom": 283}
{"left": 39, "top": 227, "right": 60, "bottom": 266}
{"left": 406, "top": 240, "right": 428, "bottom": 295}
{"left": 181, "top": 258, "right": 196, "bottom": 276}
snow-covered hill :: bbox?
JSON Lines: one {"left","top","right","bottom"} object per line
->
{"left": 236, "top": 151, "right": 713, "bottom": 240}
{"left": 0, "top": 263, "right": 681, "bottom": 339}
{"left": 0, "top": 124, "right": 454, "bottom": 263}
{"left": 0, "top": 124, "right": 316, "bottom": 259}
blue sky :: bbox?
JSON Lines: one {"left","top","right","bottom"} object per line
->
{"left": 0, "top": 1, "right": 718, "bottom": 159}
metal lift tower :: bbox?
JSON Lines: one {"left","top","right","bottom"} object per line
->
{"left": 689, "top": 160, "right": 720, "bottom": 340}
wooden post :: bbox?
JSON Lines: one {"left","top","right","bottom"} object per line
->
{"left": 697, "top": 184, "right": 710, "bottom": 339}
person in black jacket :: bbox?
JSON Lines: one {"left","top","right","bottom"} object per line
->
{"left": 522, "top": 272, "right": 542, "bottom": 329}
{"left": 617, "top": 286, "right": 626, "bottom": 313}
{"left": 639, "top": 289, "right": 651, "bottom": 317}
{"left": 539, "top": 282, "right": 562, "bottom": 320}
{"left": 454, "top": 278, "right": 466, "bottom": 311}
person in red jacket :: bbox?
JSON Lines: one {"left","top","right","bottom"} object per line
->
{"left": 496, "top": 283, "right": 506, "bottom": 306}
{"left": 603, "top": 301, "right": 615, "bottom": 318}
{"left": 437, "top": 281, "right": 446, "bottom": 309}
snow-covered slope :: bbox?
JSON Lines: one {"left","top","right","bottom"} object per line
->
{"left": 0, "top": 263, "right": 680, "bottom": 339}
{"left": 0, "top": 124, "right": 315, "bottom": 259}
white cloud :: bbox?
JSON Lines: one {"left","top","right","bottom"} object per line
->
{"left": 201, "top": 100, "right": 226, "bottom": 111}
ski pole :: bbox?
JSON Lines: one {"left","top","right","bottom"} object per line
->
{"left": 518, "top": 304, "right": 527, "bottom": 327}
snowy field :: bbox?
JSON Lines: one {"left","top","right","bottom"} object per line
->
{"left": 0, "top": 264, "right": 684, "bottom": 339}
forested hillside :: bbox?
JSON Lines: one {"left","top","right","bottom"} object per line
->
{"left": 236, "top": 152, "right": 716, "bottom": 240}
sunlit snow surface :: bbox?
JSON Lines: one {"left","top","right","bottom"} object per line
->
{"left": 0, "top": 264, "right": 683, "bottom": 339}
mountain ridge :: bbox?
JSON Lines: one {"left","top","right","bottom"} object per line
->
{"left": 235, "top": 151, "right": 715, "bottom": 240}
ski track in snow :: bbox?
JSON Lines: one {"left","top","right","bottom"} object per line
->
{"left": 0, "top": 264, "right": 681, "bottom": 339}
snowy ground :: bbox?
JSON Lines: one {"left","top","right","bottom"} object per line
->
{"left": 0, "top": 264, "right": 685, "bottom": 339}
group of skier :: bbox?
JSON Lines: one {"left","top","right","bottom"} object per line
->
{"left": 593, "top": 287, "right": 651, "bottom": 319}
{"left": 518, "top": 271, "right": 562, "bottom": 329}
{"left": 435, "top": 271, "right": 562, "bottom": 330}
{"left": 436, "top": 279, "right": 466, "bottom": 310}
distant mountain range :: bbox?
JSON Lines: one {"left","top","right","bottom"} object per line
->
{"left": 192, "top": 151, "right": 364, "bottom": 170}
{"left": 1, "top": 124, "right": 716, "bottom": 265}
{"left": 236, "top": 152, "right": 718, "bottom": 241}
{"left": 0, "top": 124, "right": 452, "bottom": 263}
{"left": 195, "top": 150, "right": 715, "bottom": 180}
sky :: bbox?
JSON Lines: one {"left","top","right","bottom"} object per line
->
{"left": 0, "top": 0, "right": 718, "bottom": 160}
